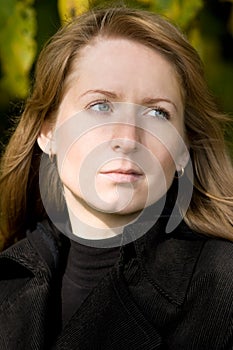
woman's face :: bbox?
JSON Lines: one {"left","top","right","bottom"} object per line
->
{"left": 39, "top": 38, "right": 188, "bottom": 230}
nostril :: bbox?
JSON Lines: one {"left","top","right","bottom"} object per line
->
{"left": 114, "top": 144, "right": 121, "bottom": 151}
{"left": 111, "top": 138, "right": 138, "bottom": 154}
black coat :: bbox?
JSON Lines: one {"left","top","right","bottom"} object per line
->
{"left": 0, "top": 219, "right": 233, "bottom": 349}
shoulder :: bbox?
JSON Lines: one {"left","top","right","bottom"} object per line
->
{"left": 138, "top": 223, "right": 233, "bottom": 304}
{"left": 198, "top": 237, "right": 233, "bottom": 269}
{"left": 0, "top": 222, "right": 66, "bottom": 304}
{"left": 0, "top": 223, "right": 66, "bottom": 348}
{"left": 0, "top": 235, "right": 46, "bottom": 276}
{"left": 168, "top": 230, "right": 233, "bottom": 295}
{"left": 0, "top": 237, "right": 47, "bottom": 320}
{"left": 0, "top": 220, "right": 69, "bottom": 275}
{"left": 0, "top": 229, "right": 49, "bottom": 299}
{"left": 191, "top": 237, "right": 233, "bottom": 293}
{"left": 180, "top": 237, "right": 233, "bottom": 347}
{"left": 137, "top": 227, "right": 233, "bottom": 347}
{"left": 158, "top": 224, "right": 233, "bottom": 281}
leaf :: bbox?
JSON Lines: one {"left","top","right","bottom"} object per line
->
{"left": 137, "top": 0, "right": 152, "bottom": 4}
{"left": 58, "top": 0, "right": 90, "bottom": 22}
{"left": 151, "top": 0, "right": 203, "bottom": 29}
{"left": 0, "top": 0, "right": 17, "bottom": 29}
{"left": 0, "top": 0, "right": 37, "bottom": 102}
{"left": 187, "top": 27, "right": 204, "bottom": 59}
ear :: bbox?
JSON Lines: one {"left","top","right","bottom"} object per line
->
{"left": 176, "top": 136, "right": 190, "bottom": 171}
{"left": 177, "top": 144, "right": 190, "bottom": 172}
{"left": 37, "top": 120, "right": 55, "bottom": 155}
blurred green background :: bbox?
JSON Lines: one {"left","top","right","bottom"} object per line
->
{"left": 0, "top": 0, "right": 232, "bottom": 147}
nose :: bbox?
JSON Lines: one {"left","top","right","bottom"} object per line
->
{"left": 110, "top": 123, "right": 140, "bottom": 154}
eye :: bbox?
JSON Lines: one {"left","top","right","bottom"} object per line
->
{"left": 145, "top": 107, "right": 170, "bottom": 120}
{"left": 89, "top": 101, "right": 112, "bottom": 113}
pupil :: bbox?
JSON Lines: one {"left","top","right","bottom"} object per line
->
{"left": 101, "top": 103, "right": 108, "bottom": 111}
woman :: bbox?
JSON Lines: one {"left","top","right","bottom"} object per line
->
{"left": 0, "top": 6, "right": 233, "bottom": 349}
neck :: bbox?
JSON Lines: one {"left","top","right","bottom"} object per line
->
{"left": 64, "top": 188, "right": 140, "bottom": 240}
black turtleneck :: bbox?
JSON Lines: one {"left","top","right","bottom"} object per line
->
{"left": 61, "top": 238, "right": 120, "bottom": 327}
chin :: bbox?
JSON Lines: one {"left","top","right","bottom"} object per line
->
{"left": 83, "top": 196, "right": 142, "bottom": 214}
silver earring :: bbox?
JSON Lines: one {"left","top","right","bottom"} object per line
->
{"left": 175, "top": 167, "right": 184, "bottom": 178}
{"left": 49, "top": 142, "right": 54, "bottom": 162}
{"left": 49, "top": 152, "right": 54, "bottom": 162}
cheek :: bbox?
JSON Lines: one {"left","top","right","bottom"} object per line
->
{"left": 148, "top": 137, "right": 176, "bottom": 176}
{"left": 57, "top": 130, "right": 106, "bottom": 189}
{"left": 145, "top": 129, "right": 185, "bottom": 182}
{"left": 57, "top": 147, "right": 81, "bottom": 194}
{"left": 158, "top": 150, "right": 176, "bottom": 177}
{"left": 57, "top": 139, "right": 91, "bottom": 185}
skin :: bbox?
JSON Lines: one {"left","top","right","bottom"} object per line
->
{"left": 38, "top": 38, "right": 188, "bottom": 239}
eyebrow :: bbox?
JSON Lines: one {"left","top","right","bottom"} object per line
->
{"left": 79, "top": 89, "right": 178, "bottom": 111}
{"left": 79, "top": 89, "right": 119, "bottom": 99}
{"left": 141, "top": 97, "right": 178, "bottom": 112}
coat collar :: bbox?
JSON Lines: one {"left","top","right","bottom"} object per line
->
{"left": 2, "top": 216, "right": 206, "bottom": 309}
{"left": 130, "top": 219, "right": 207, "bottom": 306}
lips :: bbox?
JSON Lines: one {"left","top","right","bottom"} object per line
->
{"left": 99, "top": 166, "right": 144, "bottom": 183}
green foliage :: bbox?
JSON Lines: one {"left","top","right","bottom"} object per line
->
{"left": 58, "top": 0, "right": 89, "bottom": 21}
{"left": 145, "top": 0, "right": 203, "bottom": 28}
{"left": 0, "top": 0, "right": 232, "bottom": 118}
{"left": 137, "top": 0, "right": 205, "bottom": 58}
{"left": 0, "top": 0, "right": 37, "bottom": 105}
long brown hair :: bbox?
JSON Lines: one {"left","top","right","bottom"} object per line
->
{"left": 0, "top": 6, "right": 232, "bottom": 249}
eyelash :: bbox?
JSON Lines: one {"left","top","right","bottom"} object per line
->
{"left": 87, "top": 100, "right": 171, "bottom": 120}
{"left": 145, "top": 107, "right": 171, "bottom": 120}
{"left": 87, "top": 99, "right": 112, "bottom": 112}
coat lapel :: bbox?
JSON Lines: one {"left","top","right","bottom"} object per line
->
{"left": 52, "top": 266, "right": 163, "bottom": 349}
{"left": 135, "top": 221, "right": 206, "bottom": 306}
{"left": 0, "top": 238, "right": 61, "bottom": 350}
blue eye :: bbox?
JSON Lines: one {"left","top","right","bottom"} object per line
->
{"left": 90, "top": 101, "right": 111, "bottom": 112}
{"left": 146, "top": 108, "right": 170, "bottom": 120}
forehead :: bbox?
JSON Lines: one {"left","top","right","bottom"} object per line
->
{"left": 65, "top": 37, "right": 184, "bottom": 102}
{"left": 72, "top": 37, "right": 176, "bottom": 76}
